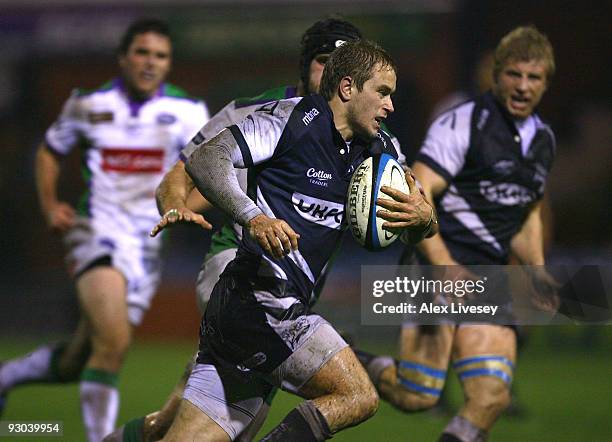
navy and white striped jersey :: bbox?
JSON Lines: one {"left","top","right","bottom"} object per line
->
{"left": 416, "top": 91, "right": 555, "bottom": 264}
{"left": 220, "top": 94, "right": 400, "bottom": 311}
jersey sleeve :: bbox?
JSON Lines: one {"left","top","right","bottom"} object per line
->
{"left": 179, "top": 100, "right": 210, "bottom": 147}
{"left": 388, "top": 132, "right": 407, "bottom": 168}
{"left": 44, "top": 90, "right": 84, "bottom": 156}
{"left": 415, "top": 102, "right": 474, "bottom": 183}
{"left": 227, "top": 98, "right": 298, "bottom": 168}
{"left": 199, "top": 99, "right": 245, "bottom": 141}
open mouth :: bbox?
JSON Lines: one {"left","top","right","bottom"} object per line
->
{"left": 141, "top": 71, "right": 156, "bottom": 81}
{"left": 510, "top": 95, "right": 530, "bottom": 110}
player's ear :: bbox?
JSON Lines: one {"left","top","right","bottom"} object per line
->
{"left": 338, "top": 76, "right": 353, "bottom": 102}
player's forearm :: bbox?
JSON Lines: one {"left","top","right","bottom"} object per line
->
{"left": 35, "top": 144, "right": 61, "bottom": 213}
{"left": 185, "top": 189, "right": 213, "bottom": 214}
{"left": 155, "top": 161, "right": 194, "bottom": 215}
{"left": 510, "top": 203, "right": 545, "bottom": 265}
{"left": 184, "top": 129, "right": 262, "bottom": 226}
{"left": 417, "top": 234, "right": 455, "bottom": 265}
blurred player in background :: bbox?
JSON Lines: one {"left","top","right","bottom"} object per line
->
{"left": 356, "top": 26, "right": 559, "bottom": 442}
{"left": 153, "top": 39, "right": 433, "bottom": 441}
{"left": 0, "top": 19, "right": 209, "bottom": 441}
{"left": 107, "top": 17, "right": 371, "bottom": 442}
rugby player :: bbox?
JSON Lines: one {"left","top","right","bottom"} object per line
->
{"left": 0, "top": 19, "right": 209, "bottom": 441}
{"left": 355, "top": 26, "right": 559, "bottom": 442}
{"left": 154, "top": 40, "right": 434, "bottom": 441}
{"left": 104, "top": 18, "right": 369, "bottom": 442}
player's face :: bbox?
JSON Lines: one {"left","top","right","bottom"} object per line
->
{"left": 119, "top": 32, "right": 172, "bottom": 98}
{"left": 307, "top": 53, "right": 330, "bottom": 94}
{"left": 347, "top": 64, "right": 396, "bottom": 139}
{"left": 493, "top": 58, "right": 548, "bottom": 120}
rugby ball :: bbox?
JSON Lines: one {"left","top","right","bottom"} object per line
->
{"left": 347, "top": 153, "right": 409, "bottom": 250}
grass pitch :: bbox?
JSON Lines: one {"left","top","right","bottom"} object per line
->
{"left": 1, "top": 327, "right": 610, "bottom": 441}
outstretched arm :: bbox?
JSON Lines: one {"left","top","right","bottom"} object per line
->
{"left": 151, "top": 160, "right": 213, "bottom": 236}
{"left": 180, "top": 129, "right": 299, "bottom": 259}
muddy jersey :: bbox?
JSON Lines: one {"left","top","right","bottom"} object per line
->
{"left": 194, "top": 86, "right": 404, "bottom": 259}
{"left": 185, "top": 94, "right": 400, "bottom": 313}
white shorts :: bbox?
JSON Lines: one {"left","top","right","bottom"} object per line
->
{"left": 183, "top": 363, "right": 272, "bottom": 440}
{"left": 63, "top": 216, "right": 162, "bottom": 325}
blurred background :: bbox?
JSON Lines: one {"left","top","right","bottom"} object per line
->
{"left": 1, "top": 1, "right": 611, "bottom": 440}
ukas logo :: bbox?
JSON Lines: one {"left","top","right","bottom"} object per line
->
{"left": 292, "top": 192, "right": 344, "bottom": 230}
{"left": 302, "top": 108, "right": 320, "bottom": 126}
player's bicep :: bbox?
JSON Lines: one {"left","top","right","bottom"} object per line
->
{"left": 416, "top": 104, "right": 472, "bottom": 181}
{"left": 230, "top": 106, "right": 286, "bottom": 166}
{"left": 182, "top": 128, "right": 244, "bottom": 167}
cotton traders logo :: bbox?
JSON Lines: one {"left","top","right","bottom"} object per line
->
{"left": 302, "top": 108, "right": 320, "bottom": 126}
{"left": 307, "top": 168, "right": 333, "bottom": 187}
{"left": 480, "top": 181, "right": 535, "bottom": 206}
{"left": 292, "top": 192, "right": 344, "bottom": 230}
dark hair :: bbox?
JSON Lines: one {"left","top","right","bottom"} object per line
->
{"left": 118, "top": 19, "right": 171, "bottom": 55}
{"left": 299, "top": 18, "right": 362, "bottom": 93}
{"left": 494, "top": 25, "right": 555, "bottom": 81}
{"left": 319, "top": 39, "right": 396, "bottom": 101}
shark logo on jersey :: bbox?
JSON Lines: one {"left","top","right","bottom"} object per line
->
{"left": 480, "top": 181, "right": 536, "bottom": 206}
{"left": 292, "top": 192, "right": 344, "bottom": 230}
{"left": 280, "top": 317, "right": 311, "bottom": 350}
{"left": 302, "top": 108, "right": 320, "bottom": 126}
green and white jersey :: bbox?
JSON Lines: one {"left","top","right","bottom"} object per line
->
{"left": 45, "top": 78, "right": 209, "bottom": 324}
{"left": 45, "top": 78, "right": 209, "bottom": 234}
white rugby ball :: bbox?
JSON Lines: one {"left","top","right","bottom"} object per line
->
{"left": 347, "top": 153, "right": 409, "bottom": 250}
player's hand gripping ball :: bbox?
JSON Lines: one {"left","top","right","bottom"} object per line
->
{"left": 347, "top": 153, "right": 409, "bottom": 250}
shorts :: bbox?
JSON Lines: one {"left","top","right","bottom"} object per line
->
{"left": 63, "top": 216, "right": 162, "bottom": 325}
{"left": 195, "top": 248, "right": 237, "bottom": 312}
{"left": 183, "top": 363, "right": 272, "bottom": 440}
{"left": 188, "top": 274, "right": 347, "bottom": 436}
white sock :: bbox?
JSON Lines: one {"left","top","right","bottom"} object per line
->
{"left": 0, "top": 345, "right": 54, "bottom": 392}
{"left": 80, "top": 380, "right": 119, "bottom": 442}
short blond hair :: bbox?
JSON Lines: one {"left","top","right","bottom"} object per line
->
{"left": 494, "top": 26, "right": 555, "bottom": 81}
